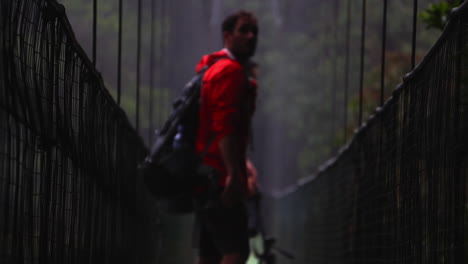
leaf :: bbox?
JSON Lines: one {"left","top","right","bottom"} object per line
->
{"left": 419, "top": 1, "right": 462, "bottom": 31}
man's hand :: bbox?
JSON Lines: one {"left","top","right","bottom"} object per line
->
{"left": 221, "top": 174, "right": 247, "bottom": 207}
{"left": 218, "top": 132, "right": 247, "bottom": 207}
{"left": 246, "top": 159, "right": 258, "bottom": 197}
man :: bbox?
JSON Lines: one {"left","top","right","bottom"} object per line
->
{"left": 193, "top": 10, "right": 259, "bottom": 264}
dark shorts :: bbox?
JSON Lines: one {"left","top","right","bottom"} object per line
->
{"left": 193, "top": 203, "right": 249, "bottom": 258}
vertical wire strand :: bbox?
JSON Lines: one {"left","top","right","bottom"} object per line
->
{"left": 331, "top": 0, "right": 338, "bottom": 149}
{"left": 411, "top": 0, "right": 418, "bottom": 69}
{"left": 155, "top": 0, "right": 160, "bottom": 130}
{"left": 92, "top": 0, "right": 97, "bottom": 66}
{"left": 380, "top": 0, "right": 387, "bottom": 106}
{"left": 149, "top": 0, "right": 155, "bottom": 142}
{"left": 162, "top": 0, "right": 169, "bottom": 123}
{"left": 378, "top": 0, "right": 388, "bottom": 212}
{"left": 153, "top": 0, "right": 164, "bottom": 249}
{"left": 136, "top": 0, "right": 142, "bottom": 132}
{"left": 156, "top": 0, "right": 164, "bottom": 130}
{"left": 158, "top": 0, "right": 167, "bottom": 129}
{"left": 117, "top": 0, "right": 122, "bottom": 105}
{"left": 453, "top": 16, "right": 464, "bottom": 263}
{"left": 358, "top": 0, "right": 366, "bottom": 126}
{"left": 343, "top": 0, "right": 351, "bottom": 142}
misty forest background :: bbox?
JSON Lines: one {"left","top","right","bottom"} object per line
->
{"left": 58, "top": 0, "right": 443, "bottom": 193}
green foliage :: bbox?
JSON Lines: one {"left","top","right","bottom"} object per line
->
{"left": 419, "top": 0, "right": 461, "bottom": 31}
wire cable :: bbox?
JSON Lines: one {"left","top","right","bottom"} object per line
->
{"left": 117, "top": 0, "right": 122, "bottom": 105}
{"left": 359, "top": 0, "right": 366, "bottom": 126}
{"left": 411, "top": 0, "right": 418, "bottom": 69}
{"left": 92, "top": 0, "right": 97, "bottom": 66}
{"left": 343, "top": 0, "right": 351, "bottom": 142}
{"left": 149, "top": 0, "right": 155, "bottom": 142}
{"left": 380, "top": 0, "right": 387, "bottom": 106}
{"left": 136, "top": 0, "right": 142, "bottom": 132}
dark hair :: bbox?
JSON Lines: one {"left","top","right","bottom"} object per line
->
{"left": 221, "top": 10, "right": 257, "bottom": 34}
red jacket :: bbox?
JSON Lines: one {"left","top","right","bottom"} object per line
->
{"left": 195, "top": 49, "right": 256, "bottom": 187}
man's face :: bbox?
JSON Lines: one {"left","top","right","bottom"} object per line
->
{"left": 225, "top": 16, "right": 258, "bottom": 61}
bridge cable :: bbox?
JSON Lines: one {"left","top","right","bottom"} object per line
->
{"left": 136, "top": 0, "right": 142, "bottom": 132}
{"left": 117, "top": 0, "right": 122, "bottom": 105}
{"left": 411, "top": 0, "right": 418, "bottom": 69}
{"left": 160, "top": 0, "right": 168, "bottom": 129}
{"left": 164, "top": 0, "right": 170, "bottom": 126}
{"left": 379, "top": 0, "right": 388, "bottom": 190}
{"left": 343, "top": 0, "right": 351, "bottom": 142}
{"left": 154, "top": 1, "right": 165, "bottom": 261}
{"left": 149, "top": 0, "right": 155, "bottom": 142}
{"left": 331, "top": 0, "right": 338, "bottom": 149}
{"left": 92, "top": 0, "right": 97, "bottom": 66}
{"left": 359, "top": 0, "right": 366, "bottom": 126}
{"left": 380, "top": 0, "right": 387, "bottom": 107}
{"left": 157, "top": 0, "right": 165, "bottom": 129}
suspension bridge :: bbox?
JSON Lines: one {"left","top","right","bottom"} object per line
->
{"left": 1, "top": 0, "right": 468, "bottom": 263}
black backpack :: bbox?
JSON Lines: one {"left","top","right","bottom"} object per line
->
{"left": 139, "top": 59, "right": 225, "bottom": 213}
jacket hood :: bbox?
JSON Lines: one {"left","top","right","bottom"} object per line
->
{"left": 195, "top": 50, "right": 230, "bottom": 73}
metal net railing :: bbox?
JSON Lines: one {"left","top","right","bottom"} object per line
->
{"left": 0, "top": 0, "right": 160, "bottom": 263}
{"left": 272, "top": 3, "right": 468, "bottom": 264}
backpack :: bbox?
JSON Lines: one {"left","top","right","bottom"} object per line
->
{"left": 139, "top": 58, "right": 226, "bottom": 213}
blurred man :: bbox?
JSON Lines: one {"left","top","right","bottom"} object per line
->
{"left": 193, "top": 10, "right": 259, "bottom": 264}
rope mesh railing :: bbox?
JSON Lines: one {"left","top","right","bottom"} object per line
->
{"left": 0, "top": 0, "right": 160, "bottom": 263}
{"left": 273, "top": 3, "right": 468, "bottom": 264}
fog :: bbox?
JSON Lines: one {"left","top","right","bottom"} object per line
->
{"left": 59, "top": 0, "right": 441, "bottom": 195}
